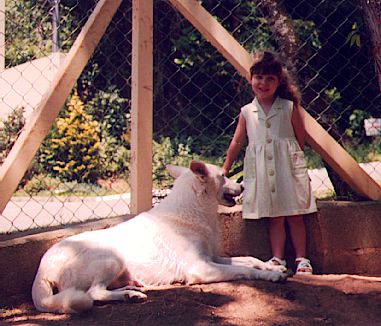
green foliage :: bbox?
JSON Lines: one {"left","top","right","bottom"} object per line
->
{"left": 0, "top": 107, "right": 25, "bottom": 164}
{"left": 85, "top": 84, "right": 130, "bottom": 144}
{"left": 98, "top": 136, "right": 130, "bottom": 178}
{"left": 322, "top": 88, "right": 348, "bottom": 138}
{"left": 5, "top": 0, "right": 76, "bottom": 66}
{"left": 223, "top": 1, "right": 274, "bottom": 52}
{"left": 20, "top": 174, "right": 115, "bottom": 197}
{"left": 153, "top": 137, "right": 200, "bottom": 187}
{"left": 345, "top": 143, "right": 372, "bottom": 163}
{"left": 82, "top": 74, "right": 131, "bottom": 178}
{"left": 346, "top": 109, "right": 370, "bottom": 139}
{"left": 294, "top": 20, "right": 322, "bottom": 49}
{"left": 5, "top": 1, "right": 50, "bottom": 64}
{"left": 346, "top": 22, "right": 361, "bottom": 48}
{"left": 324, "top": 87, "right": 342, "bottom": 103}
{"left": 304, "top": 146, "right": 324, "bottom": 169}
{"left": 39, "top": 92, "right": 101, "bottom": 183}
{"left": 0, "top": 107, "right": 40, "bottom": 188}
{"left": 22, "top": 174, "right": 62, "bottom": 195}
{"left": 343, "top": 136, "right": 381, "bottom": 164}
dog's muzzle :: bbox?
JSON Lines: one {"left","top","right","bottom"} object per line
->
{"left": 221, "top": 183, "right": 244, "bottom": 207}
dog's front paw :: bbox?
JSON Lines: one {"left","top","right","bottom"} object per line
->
{"left": 125, "top": 290, "right": 148, "bottom": 303}
{"left": 265, "top": 263, "right": 287, "bottom": 273}
{"left": 268, "top": 271, "right": 288, "bottom": 283}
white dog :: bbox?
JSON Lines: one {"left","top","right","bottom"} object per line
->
{"left": 32, "top": 161, "right": 287, "bottom": 313}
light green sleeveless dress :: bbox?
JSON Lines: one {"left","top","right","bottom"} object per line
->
{"left": 241, "top": 96, "right": 317, "bottom": 219}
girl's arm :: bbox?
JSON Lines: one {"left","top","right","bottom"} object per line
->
{"left": 222, "top": 113, "right": 247, "bottom": 175}
{"left": 291, "top": 104, "right": 306, "bottom": 151}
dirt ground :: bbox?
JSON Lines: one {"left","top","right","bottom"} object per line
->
{"left": 2, "top": 274, "right": 381, "bottom": 326}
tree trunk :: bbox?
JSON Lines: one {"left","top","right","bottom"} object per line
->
{"left": 359, "top": 0, "right": 381, "bottom": 91}
{"left": 259, "top": 0, "right": 300, "bottom": 75}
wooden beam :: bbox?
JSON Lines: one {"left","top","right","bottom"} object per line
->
{"left": 0, "top": 0, "right": 122, "bottom": 213}
{"left": 170, "top": 0, "right": 381, "bottom": 200}
{"left": 130, "top": 0, "right": 153, "bottom": 214}
{"left": 0, "top": 0, "right": 4, "bottom": 71}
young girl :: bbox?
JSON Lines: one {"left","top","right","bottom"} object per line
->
{"left": 222, "top": 50, "right": 317, "bottom": 275}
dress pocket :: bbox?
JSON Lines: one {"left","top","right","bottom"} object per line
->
{"left": 289, "top": 150, "right": 307, "bottom": 176}
{"left": 243, "top": 149, "right": 256, "bottom": 180}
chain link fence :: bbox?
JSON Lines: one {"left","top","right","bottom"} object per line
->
{"left": 0, "top": 0, "right": 380, "bottom": 234}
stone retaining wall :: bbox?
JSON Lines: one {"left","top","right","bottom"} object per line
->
{"left": 220, "top": 201, "right": 381, "bottom": 274}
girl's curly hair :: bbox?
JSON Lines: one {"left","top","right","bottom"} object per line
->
{"left": 249, "top": 50, "right": 301, "bottom": 107}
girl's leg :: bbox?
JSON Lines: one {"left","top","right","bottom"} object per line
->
{"left": 269, "top": 216, "right": 286, "bottom": 259}
{"left": 286, "top": 215, "right": 306, "bottom": 258}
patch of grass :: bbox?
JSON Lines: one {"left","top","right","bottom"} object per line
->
{"left": 15, "top": 176, "right": 130, "bottom": 197}
{"left": 305, "top": 146, "right": 324, "bottom": 169}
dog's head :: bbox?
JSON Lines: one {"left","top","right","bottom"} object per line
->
{"left": 166, "top": 161, "right": 243, "bottom": 207}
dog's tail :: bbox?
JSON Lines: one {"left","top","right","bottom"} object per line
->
{"left": 32, "top": 271, "right": 93, "bottom": 313}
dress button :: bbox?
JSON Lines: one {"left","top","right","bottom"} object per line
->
{"left": 267, "top": 154, "right": 273, "bottom": 160}
{"left": 266, "top": 138, "right": 272, "bottom": 144}
{"left": 269, "top": 169, "right": 275, "bottom": 176}
{"left": 271, "top": 186, "right": 276, "bottom": 193}
{"left": 265, "top": 121, "right": 271, "bottom": 128}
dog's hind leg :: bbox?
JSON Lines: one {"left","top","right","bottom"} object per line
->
{"left": 86, "top": 258, "right": 147, "bottom": 303}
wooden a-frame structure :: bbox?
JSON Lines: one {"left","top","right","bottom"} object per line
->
{"left": 0, "top": 0, "right": 380, "bottom": 215}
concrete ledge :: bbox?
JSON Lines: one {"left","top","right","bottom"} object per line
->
{"left": 220, "top": 201, "right": 381, "bottom": 274}
{"left": 1, "top": 201, "right": 381, "bottom": 305}
{"left": 307, "top": 201, "right": 381, "bottom": 274}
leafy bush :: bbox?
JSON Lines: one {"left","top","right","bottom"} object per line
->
{"left": 81, "top": 78, "right": 131, "bottom": 179}
{"left": 344, "top": 138, "right": 381, "bottom": 163}
{"left": 85, "top": 84, "right": 130, "bottom": 144}
{"left": 304, "top": 146, "right": 324, "bottom": 169}
{"left": 39, "top": 92, "right": 102, "bottom": 183}
{"left": 0, "top": 107, "right": 25, "bottom": 164}
{"left": 346, "top": 109, "right": 370, "bottom": 140}
{"left": 22, "top": 174, "right": 62, "bottom": 195}
{"left": 98, "top": 136, "right": 130, "bottom": 178}
{"left": 153, "top": 136, "right": 200, "bottom": 187}
{"left": 5, "top": 0, "right": 77, "bottom": 66}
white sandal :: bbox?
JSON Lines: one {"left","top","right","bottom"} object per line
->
{"left": 267, "top": 256, "right": 287, "bottom": 267}
{"left": 295, "top": 257, "right": 313, "bottom": 275}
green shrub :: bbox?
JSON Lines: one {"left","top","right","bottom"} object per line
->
{"left": 85, "top": 85, "right": 130, "bottom": 144}
{"left": 346, "top": 109, "right": 370, "bottom": 140}
{"left": 304, "top": 146, "right": 324, "bottom": 169}
{"left": 84, "top": 83, "right": 131, "bottom": 179}
{"left": 98, "top": 136, "right": 130, "bottom": 178}
{"left": 0, "top": 107, "right": 25, "bottom": 164}
{"left": 153, "top": 136, "right": 199, "bottom": 187}
{"left": 344, "top": 138, "right": 381, "bottom": 163}
{"left": 22, "top": 174, "right": 62, "bottom": 195}
{"left": 39, "top": 92, "right": 102, "bottom": 183}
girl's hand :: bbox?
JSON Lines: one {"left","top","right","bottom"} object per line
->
{"left": 222, "top": 167, "right": 229, "bottom": 176}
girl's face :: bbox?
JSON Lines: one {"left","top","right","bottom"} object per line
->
{"left": 251, "top": 74, "right": 280, "bottom": 101}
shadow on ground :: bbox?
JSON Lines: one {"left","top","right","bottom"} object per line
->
{"left": 2, "top": 275, "right": 381, "bottom": 325}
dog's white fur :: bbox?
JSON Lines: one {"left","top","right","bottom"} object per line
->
{"left": 32, "top": 161, "right": 287, "bottom": 313}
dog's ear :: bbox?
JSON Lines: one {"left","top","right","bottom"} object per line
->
{"left": 166, "top": 165, "right": 188, "bottom": 179}
{"left": 190, "top": 161, "right": 209, "bottom": 181}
